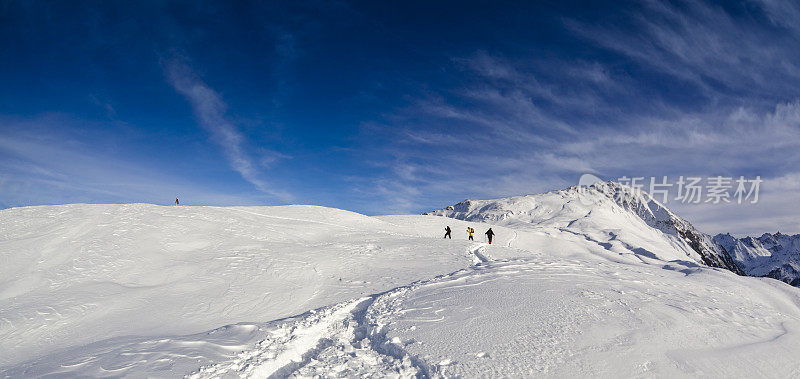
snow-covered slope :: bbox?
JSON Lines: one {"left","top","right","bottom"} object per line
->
{"left": 426, "top": 181, "right": 743, "bottom": 274}
{"left": 2, "top": 195, "right": 800, "bottom": 377}
{"left": 715, "top": 232, "right": 800, "bottom": 286}
{"left": 0, "top": 204, "right": 486, "bottom": 369}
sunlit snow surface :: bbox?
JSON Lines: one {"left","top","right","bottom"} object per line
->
{"left": 2, "top": 200, "right": 800, "bottom": 377}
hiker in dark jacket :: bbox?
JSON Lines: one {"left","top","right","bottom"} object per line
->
{"left": 485, "top": 228, "right": 495, "bottom": 244}
{"left": 444, "top": 226, "right": 452, "bottom": 239}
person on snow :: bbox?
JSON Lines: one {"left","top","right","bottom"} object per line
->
{"left": 485, "top": 228, "right": 495, "bottom": 244}
{"left": 444, "top": 226, "right": 452, "bottom": 239}
{"left": 175, "top": 197, "right": 179, "bottom": 206}
{"left": 467, "top": 227, "right": 475, "bottom": 241}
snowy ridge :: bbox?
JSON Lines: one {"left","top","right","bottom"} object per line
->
{"left": 426, "top": 181, "right": 743, "bottom": 274}
{"left": 715, "top": 232, "right": 800, "bottom": 286}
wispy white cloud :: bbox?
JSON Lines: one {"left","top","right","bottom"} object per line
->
{"left": 357, "top": 1, "right": 800, "bottom": 235}
{"left": 0, "top": 116, "right": 261, "bottom": 208}
{"left": 164, "top": 59, "right": 291, "bottom": 201}
{"left": 565, "top": 0, "right": 800, "bottom": 102}
{"left": 752, "top": 0, "right": 800, "bottom": 33}
{"left": 672, "top": 172, "right": 800, "bottom": 236}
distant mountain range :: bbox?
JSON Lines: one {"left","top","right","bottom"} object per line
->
{"left": 714, "top": 232, "right": 800, "bottom": 286}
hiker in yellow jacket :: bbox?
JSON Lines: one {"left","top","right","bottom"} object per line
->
{"left": 467, "top": 227, "right": 474, "bottom": 241}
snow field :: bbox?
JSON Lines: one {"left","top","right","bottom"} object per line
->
{"left": 2, "top": 199, "right": 800, "bottom": 377}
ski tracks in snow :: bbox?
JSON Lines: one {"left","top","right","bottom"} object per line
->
{"left": 188, "top": 258, "right": 504, "bottom": 378}
{"left": 188, "top": 295, "right": 427, "bottom": 378}
{"left": 187, "top": 252, "right": 594, "bottom": 378}
{"left": 506, "top": 230, "right": 517, "bottom": 248}
{"left": 189, "top": 244, "right": 497, "bottom": 378}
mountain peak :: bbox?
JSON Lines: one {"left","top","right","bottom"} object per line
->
{"left": 426, "top": 182, "right": 743, "bottom": 274}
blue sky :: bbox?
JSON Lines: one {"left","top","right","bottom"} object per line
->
{"left": 2, "top": 0, "right": 800, "bottom": 235}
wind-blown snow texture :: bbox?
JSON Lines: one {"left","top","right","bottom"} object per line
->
{"left": 715, "top": 232, "right": 800, "bottom": 287}
{"left": 2, "top": 183, "right": 799, "bottom": 377}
